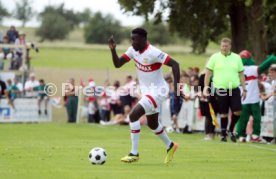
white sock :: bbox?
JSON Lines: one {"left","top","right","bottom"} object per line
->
{"left": 129, "top": 120, "right": 140, "bottom": 155}
{"left": 153, "top": 122, "right": 172, "bottom": 149}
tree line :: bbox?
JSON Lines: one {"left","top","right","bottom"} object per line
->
{"left": 1, "top": 0, "right": 275, "bottom": 63}
{"left": 0, "top": 0, "right": 175, "bottom": 45}
{"left": 118, "top": 0, "right": 276, "bottom": 64}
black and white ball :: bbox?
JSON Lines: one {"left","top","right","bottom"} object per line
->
{"left": 88, "top": 147, "right": 107, "bottom": 165}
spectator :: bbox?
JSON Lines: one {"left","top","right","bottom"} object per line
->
{"left": 5, "top": 79, "right": 19, "bottom": 110}
{"left": 109, "top": 80, "right": 123, "bottom": 117}
{"left": 198, "top": 71, "right": 218, "bottom": 140}
{"left": 101, "top": 105, "right": 132, "bottom": 125}
{"left": 13, "top": 78, "right": 23, "bottom": 97}
{"left": 270, "top": 65, "right": 276, "bottom": 91}
{"left": 98, "top": 92, "right": 111, "bottom": 122}
{"left": 167, "top": 75, "right": 182, "bottom": 133}
{"left": 0, "top": 35, "right": 13, "bottom": 70}
{"left": 33, "top": 79, "right": 49, "bottom": 115}
{"left": 178, "top": 74, "right": 195, "bottom": 133}
{"left": 0, "top": 78, "right": 7, "bottom": 97}
{"left": 0, "top": 29, "right": 3, "bottom": 43}
{"left": 13, "top": 31, "right": 26, "bottom": 69}
{"left": 24, "top": 73, "right": 39, "bottom": 97}
{"left": 86, "top": 79, "right": 99, "bottom": 123}
{"left": 64, "top": 78, "right": 78, "bottom": 123}
{"left": 187, "top": 67, "right": 194, "bottom": 76}
{"left": 259, "top": 77, "right": 273, "bottom": 114}
{"left": 14, "top": 31, "right": 39, "bottom": 70}
{"left": 6, "top": 26, "right": 18, "bottom": 43}
{"left": 193, "top": 67, "right": 200, "bottom": 77}
{"left": 120, "top": 75, "right": 136, "bottom": 113}
{"left": 98, "top": 80, "right": 111, "bottom": 122}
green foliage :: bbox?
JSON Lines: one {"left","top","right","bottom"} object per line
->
{"left": 36, "top": 4, "right": 84, "bottom": 41}
{"left": 170, "top": 1, "right": 230, "bottom": 54}
{"left": 143, "top": 21, "right": 172, "bottom": 45}
{"left": 84, "top": 12, "right": 124, "bottom": 44}
{"left": 14, "top": 0, "right": 34, "bottom": 27}
{"left": 265, "top": 1, "right": 276, "bottom": 54}
{"left": 118, "top": 0, "right": 276, "bottom": 57}
{"left": 36, "top": 13, "right": 71, "bottom": 41}
{"left": 0, "top": 0, "right": 9, "bottom": 23}
{"left": 118, "top": 0, "right": 155, "bottom": 20}
{"left": 118, "top": 0, "right": 229, "bottom": 54}
{"left": 40, "top": 4, "right": 82, "bottom": 30}
{"left": 77, "top": 8, "right": 92, "bottom": 25}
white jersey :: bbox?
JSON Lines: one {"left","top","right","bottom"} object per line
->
{"left": 243, "top": 66, "right": 260, "bottom": 104}
{"left": 123, "top": 44, "right": 170, "bottom": 95}
{"left": 24, "top": 80, "right": 39, "bottom": 97}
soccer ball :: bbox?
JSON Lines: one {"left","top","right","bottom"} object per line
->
{"left": 88, "top": 147, "right": 107, "bottom": 165}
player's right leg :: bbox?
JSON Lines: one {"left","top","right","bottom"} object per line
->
{"left": 147, "top": 113, "right": 179, "bottom": 164}
{"left": 120, "top": 104, "right": 145, "bottom": 163}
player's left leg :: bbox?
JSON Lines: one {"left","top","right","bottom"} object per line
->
{"left": 147, "top": 113, "right": 178, "bottom": 164}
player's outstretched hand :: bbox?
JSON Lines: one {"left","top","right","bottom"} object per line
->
{"left": 108, "top": 35, "right": 116, "bottom": 50}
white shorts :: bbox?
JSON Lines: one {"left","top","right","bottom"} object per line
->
{"left": 138, "top": 94, "right": 167, "bottom": 115}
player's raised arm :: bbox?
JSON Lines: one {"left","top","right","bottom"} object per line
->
{"left": 108, "top": 35, "right": 128, "bottom": 68}
{"left": 165, "top": 58, "right": 181, "bottom": 96}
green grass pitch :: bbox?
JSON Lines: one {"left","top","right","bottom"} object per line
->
{"left": 1, "top": 123, "right": 276, "bottom": 179}
{"left": 30, "top": 47, "right": 209, "bottom": 71}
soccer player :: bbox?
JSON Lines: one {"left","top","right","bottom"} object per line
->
{"left": 108, "top": 28, "right": 181, "bottom": 164}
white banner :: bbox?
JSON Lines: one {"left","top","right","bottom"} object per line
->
{"left": 0, "top": 98, "right": 52, "bottom": 123}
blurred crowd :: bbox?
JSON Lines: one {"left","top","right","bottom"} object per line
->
{"left": 1, "top": 26, "right": 275, "bottom": 144}
{"left": 0, "top": 73, "right": 49, "bottom": 115}
{"left": 0, "top": 25, "right": 38, "bottom": 71}
{"left": 77, "top": 67, "right": 201, "bottom": 127}
{"left": 78, "top": 65, "right": 276, "bottom": 143}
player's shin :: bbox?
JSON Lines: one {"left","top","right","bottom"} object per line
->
{"left": 129, "top": 120, "right": 140, "bottom": 155}
{"left": 153, "top": 122, "right": 172, "bottom": 149}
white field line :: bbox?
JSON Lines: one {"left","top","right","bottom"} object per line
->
{"left": 248, "top": 144, "right": 276, "bottom": 152}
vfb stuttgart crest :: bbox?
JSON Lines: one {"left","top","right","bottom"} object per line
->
{"left": 143, "top": 58, "right": 148, "bottom": 64}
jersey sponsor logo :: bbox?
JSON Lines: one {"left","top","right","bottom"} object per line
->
{"left": 134, "top": 59, "right": 162, "bottom": 72}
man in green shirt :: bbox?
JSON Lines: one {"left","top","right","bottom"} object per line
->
{"left": 204, "top": 37, "right": 247, "bottom": 142}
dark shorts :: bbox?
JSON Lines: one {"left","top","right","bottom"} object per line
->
{"left": 199, "top": 96, "right": 218, "bottom": 118}
{"left": 120, "top": 95, "right": 133, "bottom": 107}
{"left": 110, "top": 103, "right": 123, "bottom": 115}
{"left": 215, "top": 87, "right": 242, "bottom": 114}
{"left": 39, "top": 95, "right": 48, "bottom": 100}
